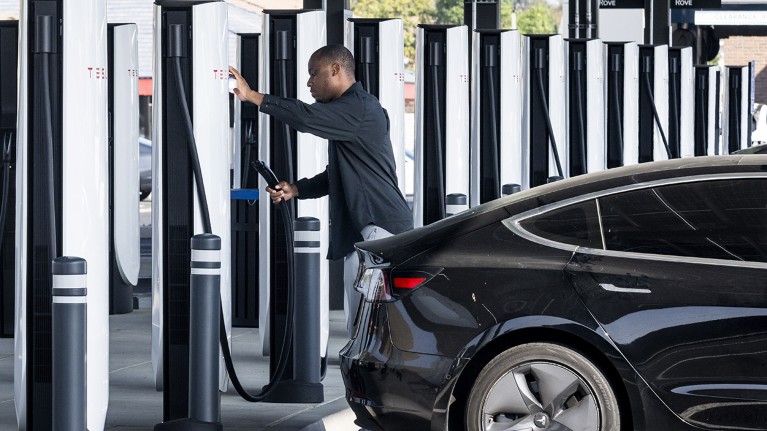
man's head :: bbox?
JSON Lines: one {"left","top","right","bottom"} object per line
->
{"left": 306, "top": 45, "right": 356, "bottom": 103}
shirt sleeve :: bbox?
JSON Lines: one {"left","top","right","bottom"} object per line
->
{"left": 259, "top": 94, "right": 361, "bottom": 141}
{"left": 294, "top": 168, "right": 329, "bottom": 199}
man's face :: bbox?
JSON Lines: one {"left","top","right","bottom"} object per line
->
{"left": 306, "top": 55, "right": 336, "bottom": 103}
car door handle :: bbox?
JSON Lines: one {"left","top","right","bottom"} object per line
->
{"left": 599, "top": 283, "right": 651, "bottom": 294}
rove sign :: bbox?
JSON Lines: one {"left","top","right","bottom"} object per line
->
{"left": 599, "top": 0, "right": 721, "bottom": 8}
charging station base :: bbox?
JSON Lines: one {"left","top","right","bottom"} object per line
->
{"left": 263, "top": 380, "right": 325, "bottom": 404}
{"left": 154, "top": 418, "right": 223, "bottom": 431}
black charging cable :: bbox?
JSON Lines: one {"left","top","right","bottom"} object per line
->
{"left": 36, "top": 14, "right": 58, "bottom": 260}
{"left": 428, "top": 41, "right": 446, "bottom": 220}
{"left": 360, "top": 36, "right": 374, "bottom": 93}
{"left": 732, "top": 72, "right": 741, "bottom": 152}
{"left": 483, "top": 44, "right": 500, "bottom": 200}
{"left": 696, "top": 73, "right": 707, "bottom": 156}
{"left": 170, "top": 32, "right": 295, "bottom": 402}
{"left": 609, "top": 53, "right": 624, "bottom": 164}
{"left": 240, "top": 120, "right": 257, "bottom": 189}
{"left": 533, "top": 48, "right": 564, "bottom": 179}
{"left": 0, "top": 131, "right": 12, "bottom": 250}
{"left": 573, "top": 51, "right": 587, "bottom": 173}
{"left": 641, "top": 56, "right": 672, "bottom": 159}
{"left": 669, "top": 57, "right": 680, "bottom": 158}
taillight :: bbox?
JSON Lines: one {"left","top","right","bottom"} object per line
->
{"left": 356, "top": 265, "right": 442, "bottom": 302}
{"left": 356, "top": 268, "right": 393, "bottom": 302}
{"left": 390, "top": 270, "right": 435, "bottom": 296}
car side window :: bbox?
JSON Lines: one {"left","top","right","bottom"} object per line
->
{"left": 599, "top": 179, "right": 767, "bottom": 262}
{"left": 519, "top": 199, "right": 603, "bottom": 249}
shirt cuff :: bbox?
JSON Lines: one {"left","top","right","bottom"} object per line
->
{"left": 259, "top": 94, "right": 277, "bottom": 112}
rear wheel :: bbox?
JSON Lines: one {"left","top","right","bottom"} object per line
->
{"left": 465, "top": 342, "right": 620, "bottom": 431}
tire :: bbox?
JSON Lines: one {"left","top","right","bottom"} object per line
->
{"left": 465, "top": 342, "right": 620, "bottom": 431}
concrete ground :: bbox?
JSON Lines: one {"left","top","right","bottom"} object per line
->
{"left": 0, "top": 195, "right": 364, "bottom": 430}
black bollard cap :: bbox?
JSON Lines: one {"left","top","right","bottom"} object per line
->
{"left": 295, "top": 217, "right": 321, "bottom": 232}
{"left": 445, "top": 193, "right": 467, "bottom": 205}
{"left": 191, "top": 233, "right": 221, "bottom": 251}
{"left": 52, "top": 256, "right": 87, "bottom": 275}
{"left": 502, "top": 183, "right": 522, "bottom": 196}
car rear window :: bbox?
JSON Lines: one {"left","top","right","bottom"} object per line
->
{"left": 599, "top": 179, "right": 767, "bottom": 262}
{"left": 519, "top": 200, "right": 604, "bottom": 249}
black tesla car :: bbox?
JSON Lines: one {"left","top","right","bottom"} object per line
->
{"left": 340, "top": 155, "right": 767, "bottom": 431}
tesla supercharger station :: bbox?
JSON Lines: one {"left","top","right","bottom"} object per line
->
{"left": 471, "top": 29, "right": 523, "bottom": 205}
{"left": 694, "top": 65, "right": 720, "bottom": 156}
{"left": 233, "top": 33, "right": 260, "bottom": 191}
{"left": 521, "top": 34, "right": 566, "bottom": 188}
{"left": 414, "top": 24, "right": 469, "bottom": 226}
{"left": 151, "top": 0, "right": 230, "bottom": 422}
{"left": 348, "top": 18, "right": 406, "bottom": 195}
{"left": 258, "top": 9, "right": 329, "bottom": 384}
{"left": 603, "top": 41, "right": 639, "bottom": 168}
{"left": 723, "top": 66, "right": 749, "bottom": 154}
{"left": 107, "top": 23, "right": 140, "bottom": 315}
{"left": 637, "top": 44, "right": 669, "bottom": 163}
{"left": 668, "top": 47, "right": 694, "bottom": 158}
{"left": 566, "top": 38, "right": 604, "bottom": 176}
{"left": 231, "top": 32, "right": 260, "bottom": 328}
{"left": 15, "top": 0, "right": 110, "bottom": 430}
{"left": 0, "top": 20, "right": 17, "bottom": 339}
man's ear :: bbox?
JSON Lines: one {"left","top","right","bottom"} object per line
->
{"left": 331, "top": 62, "right": 341, "bottom": 76}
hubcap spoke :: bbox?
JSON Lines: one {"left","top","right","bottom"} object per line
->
{"left": 484, "top": 370, "right": 541, "bottom": 417}
{"left": 553, "top": 393, "right": 598, "bottom": 431}
{"left": 480, "top": 361, "right": 600, "bottom": 431}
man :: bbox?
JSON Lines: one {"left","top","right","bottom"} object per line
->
{"left": 229, "top": 44, "right": 413, "bottom": 337}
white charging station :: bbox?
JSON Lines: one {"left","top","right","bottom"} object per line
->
{"left": 108, "top": 23, "right": 140, "bottom": 315}
{"left": 15, "top": 0, "right": 109, "bottom": 429}
{"left": 150, "top": 0, "right": 230, "bottom": 421}
{"left": 669, "top": 47, "right": 694, "bottom": 158}
{"left": 604, "top": 41, "right": 639, "bottom": 167}
{"left": 414, "top": 24, "right": 469, "bottom": 226}
{"left": 566, "top": 38, "right": 604, "bottom": 175}
{"left": 638, "top": 44, "right": 669, "bottom": 162}
{"left": 348, "top": 18, "right": 406, "bottom": 195}
{"left": 694, "top": 65, "right": 720, "bottom": 156}
{"left": 258, "top": 9, "right": 329, "bottom": 360}
{"left": 470, "top": 29, "right": 522, "bottom": 206}
{"left": 723, "top": 66, "right": 750, "bottom": 154}
{"left": 522, "top": 34, "right": 566, "bottom": 188}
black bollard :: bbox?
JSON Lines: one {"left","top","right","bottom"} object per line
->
{"left": 445, "top": 193, "right": 468, "bottom": 216}
{"left": 154, "top": 234, "right": 222, "bottom": 431}
{"left": 52, "top": 256, "right": 87, "bottom": 431}
{"left": 502, "top": 183, "right": 522, "bottom": 196}
{"left": 292, "top": 217, "right": 323, "bottom": 401}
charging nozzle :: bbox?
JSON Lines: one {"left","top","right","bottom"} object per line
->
{"left": 610, "top": 53, "right": 621, "bottom": 73}
{"left": 533, "top": 48, "right": 546, "bottom": 70}
{"left": 428, "top": 41, "right": 441, "bottom": 67}
{"left": 573, "top": 51, "right": 584, "bottom": 72}
{"left": 34, "top": 14, "right": 55, "bottom": 54}
{"left": 275, "top": 31, "right": 291, "bottom": 61}
{"left": 167, "top": 24, "right": 185, "bottom": 58}
{"left": 251, "top": 160, "right": 280, "bottom": 189}
{"left": 360, "top": 37, "right": 374, "bottom": 64}
{"left": 2, "top": 131, "right": 12, "bottom": 163}
{"left": 484, "top": 44, "right": 497, "bottom": 68}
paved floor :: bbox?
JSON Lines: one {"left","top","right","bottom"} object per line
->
{"left": 0, "top": 196, "right": 364, "bottom": 430}
{"left": 0, "top": 298, "right": 362, "bottom": 431}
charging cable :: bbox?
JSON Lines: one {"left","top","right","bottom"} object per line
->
{"left": 533, "top": 48, "right": 564, "bottom": 179}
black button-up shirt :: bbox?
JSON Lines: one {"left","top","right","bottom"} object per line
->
{"left": 260, "top": 82, "right": 413, "bottom": 260}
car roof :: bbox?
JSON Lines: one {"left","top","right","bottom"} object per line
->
{"left": 358, "top": 155, "right": 767, "bottom": 264}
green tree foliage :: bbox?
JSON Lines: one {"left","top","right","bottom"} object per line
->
{"left": 516, "top": 1, "right": 558, "bottom": 35}
{"left": 351, "top": 0, "right": 435, "bottom": 69}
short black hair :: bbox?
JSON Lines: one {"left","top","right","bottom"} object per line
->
{"left": 312, "top": 44, "right": 355, "bottom": 76}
